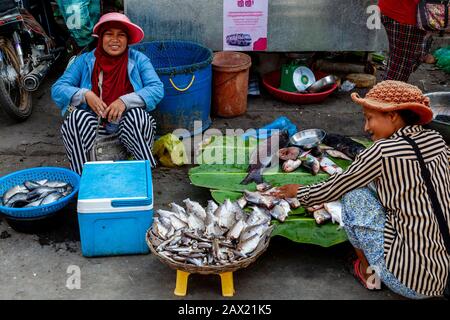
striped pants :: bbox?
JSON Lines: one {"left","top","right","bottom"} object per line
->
{"left": 382, "top": 14, "right": 427, "bottom": 82}
{"left": 61, "top": 108, "right": 157, "bottom": 174}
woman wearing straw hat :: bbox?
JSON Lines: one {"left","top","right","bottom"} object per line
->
{"left": 51, "top": 12, "right": 164, "bottom": 174}
{"left": 275, "top": 80, "right": 450, "bottom": 299}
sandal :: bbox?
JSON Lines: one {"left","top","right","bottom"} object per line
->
{"left": 351, "top": 258, "right": 382, "bottom": 291}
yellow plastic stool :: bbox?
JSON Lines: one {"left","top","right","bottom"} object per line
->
{"left": 173, "top": 270, "right": 235, "bottom": 297}
{"left": 219, "top": 272, "right": 235, "bottom": 297}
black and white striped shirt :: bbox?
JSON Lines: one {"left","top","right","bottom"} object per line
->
{"left": 297, "top": 125, "right": 450, "bottom": 296}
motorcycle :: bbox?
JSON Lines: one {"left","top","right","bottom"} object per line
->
{"left": 0, "top": 0, "right": 64, "bottom": 121}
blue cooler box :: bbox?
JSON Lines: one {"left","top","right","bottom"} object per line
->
{"left": 77, "top": 160, "right": 153, "bottom": 257}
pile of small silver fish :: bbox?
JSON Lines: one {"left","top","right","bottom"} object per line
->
{"left": 277, "top": 146, "right": 344, "bottom": 176}
{"left": 151, "top": 198, "right": 276, "bottom": 267}
{"left": 307, "top": 200, "right": 344, "bottom": 227}
{"left": 0, "top": 180, "right": 73, "bottom": 208}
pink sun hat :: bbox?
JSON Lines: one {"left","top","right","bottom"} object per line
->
{"left": 93, "top": 12, "right": 144, "bottom": 45}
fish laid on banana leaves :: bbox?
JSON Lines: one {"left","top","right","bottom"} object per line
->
{"left": 277, "top": 147, "right": 301, "bottom": 161}
{"left": 324, "top": 201, "right": 344, "bottom": 227}
{"left": 310, "top": 146, "right": 323, "bottom": 158}
{"left": 285, "top": 197, "right": 301, "bottom": 209}
{"left": 282, "top": 159, "right": 302, "bottom": 173}
{"left": 313, "top": 209, "right": 331, "bottom": 225}
{"left": 322, "top": 133, "right": 366, "bottom": 160}
{"left": 241, "top": 131, "right": 290, "bottom": 185}
{"left": 270, "top": 200, "right": 290, "bottom": 222}
{"left": 256, "top": 182, "right": 272, "bottom": 192}
{"left": 300, "top": 154, "right": 320, "bottom": 175}
{"left": 306, "top": 200, "right": 344, "bottom": 227}
{"left": 325, "top": 149, "right": 352, "bottom": 161}
{"left": 244, "top": 190, "right": 278, "bottom": 210}
{"left": 319, "top": 156, "right": 343, "bottom": 175}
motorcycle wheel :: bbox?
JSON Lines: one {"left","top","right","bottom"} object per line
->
{"left": 0, "top": 38, "right": 32, "bottom": 121}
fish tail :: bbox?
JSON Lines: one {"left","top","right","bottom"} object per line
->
{"left": 240, "top": 170, "right": 264, "bottom": 185}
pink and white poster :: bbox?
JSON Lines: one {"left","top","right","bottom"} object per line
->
{"left": 223, "top": 0, "right": 268, "bottom": 51}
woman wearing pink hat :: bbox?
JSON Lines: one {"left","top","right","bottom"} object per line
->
{"left": 275, "top": 81, "right": 450, "bottom": 299}
{"left": 51, "top": 13, "right": 164, "bottom": 174}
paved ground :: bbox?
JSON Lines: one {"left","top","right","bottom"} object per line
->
{"left": 0, "top": 59, "right": 448, "bottom": 300}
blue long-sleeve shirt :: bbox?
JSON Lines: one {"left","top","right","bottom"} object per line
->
{"left": 51, "top": 48, "right": 164, "bottom": 116}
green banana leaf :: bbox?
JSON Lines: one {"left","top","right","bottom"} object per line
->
{"left": 271, "top": 218, "right": 348, "bottom": 247}
{"left": 210, "top": 189, "right": 347, "bottom": 247}
{"left": 196, "top": 135, "right": 258, "bottom": 165}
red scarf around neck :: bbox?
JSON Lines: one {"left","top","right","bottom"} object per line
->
{"left": 91, "top": 29, "right": 134, "bottom": 107}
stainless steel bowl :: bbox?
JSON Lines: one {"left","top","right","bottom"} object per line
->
{"left": 289, "top": 129, "right": 327, "bottom": 149}
{"left": 307, "top": 75, "right": 337, "bottom": 93}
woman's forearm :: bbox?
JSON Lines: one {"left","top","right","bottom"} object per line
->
{"left": 119, "top": 92, "right": 146, "bottom": 109}
{"left": 297, "top": 142, "right": 383, "bottom": 206}
{"left": 70, "top": 88, "right": 90, "bottom": 107}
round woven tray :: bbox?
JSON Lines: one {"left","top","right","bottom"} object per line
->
{"left": 146, "top": 229, "right": 271, "bottom": 275}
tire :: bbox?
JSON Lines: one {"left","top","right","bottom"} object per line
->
{"left": 0, "top": 77, "right": 32, "bottom": 121}
{"left": 0, "top": 40, "right": 32, "bottom": 122}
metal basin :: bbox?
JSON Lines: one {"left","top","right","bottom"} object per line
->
{"left": 424, "top": 92, "right": 450, "bottom": 144}
{"left": 289, "top": 129, "right": 326, "bottom": 149}
{"left": 307, "top": 75, "right": 337, "bottom": 93}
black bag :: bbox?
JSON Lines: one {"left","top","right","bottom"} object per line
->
{"left": 417, "top": 0, "right": 450, "bottom": 33}
{"left": 403, "top": 136, "right": 450, "bottom": 299}
{"left": 89, "top": 119, "right": 129, "bottom": 162}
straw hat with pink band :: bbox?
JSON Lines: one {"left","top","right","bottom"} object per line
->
{"left": 92, "top": 12, "right": 144, "bottom": 45}
{"left": 351, "top": 80, "right": 434, "bottom": 125}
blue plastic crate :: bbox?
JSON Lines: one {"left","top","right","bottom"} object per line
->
{"left": 77, "top": 160, "right": 153, "bottom": 257}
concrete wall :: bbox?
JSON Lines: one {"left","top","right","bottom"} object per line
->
{"left": 126, "top": 0, "right": 388, "bottom": 51}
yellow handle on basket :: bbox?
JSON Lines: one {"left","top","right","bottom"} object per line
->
{"left": 169, "top": 75, "right": 195, "bottom": 92}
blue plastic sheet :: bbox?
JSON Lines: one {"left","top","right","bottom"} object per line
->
{"left": 241, "top": 116, "right": 298, "bottom": 140}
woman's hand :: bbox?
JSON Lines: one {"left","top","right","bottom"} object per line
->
{"left": 104, "top": 99, "right": 126, "bottom": 122}
{"left": 85, "top": 91, "right": 107, "bottom": 117}
{"left": 272, "top": 184, "right": 302, "bottom": 199}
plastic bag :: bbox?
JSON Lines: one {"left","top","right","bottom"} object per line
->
{"left": 434, "top": 46, "right": 450, "bottom": 74}
{"left": 152, "top": 134, "right": 188, "bottom": 167}
{"left": 241, "top": 116, "right": 298, "bottom": 140}
{"left": 339, "top": 80, "right": 356, "bottom": 92}
{"left": 56, "top": 0, "right": 101, "bottom": 47}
